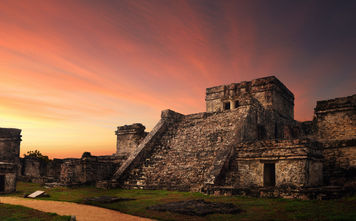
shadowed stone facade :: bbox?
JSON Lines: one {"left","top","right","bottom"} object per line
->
{"left": 0, "top": 128, "right": 21, "bottom": 193}
{"left": 108, "top": 76, "right": 355, "bottom": 199}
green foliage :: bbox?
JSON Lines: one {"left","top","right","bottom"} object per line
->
{"left": 0, "top": 204, "right": 70, "bottom": 221}
{"left": 7, "top": 182, "right": 356, "bottom": 221}
{"left": 23, "top": 150, "right": 49, "bottom": 162}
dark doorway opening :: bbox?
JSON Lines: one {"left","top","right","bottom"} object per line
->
{"left": 224, "top": 102, "right": 231, "bottom": 110}
{"left": 264, "top": 163, "right": 275, "bottom": 187}
{"left": 0, "top": 175, "right": 5, "bottom": 192}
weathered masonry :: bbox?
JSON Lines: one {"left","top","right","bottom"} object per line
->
{"left": 0, "top": 128, "right": 21, "bottom": 193}
{"left": 106, "top": 76, "right": 355, "bottom": 199}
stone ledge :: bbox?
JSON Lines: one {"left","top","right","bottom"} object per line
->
{"left": 315, "top": 94, "right": 356, "bottom": 112}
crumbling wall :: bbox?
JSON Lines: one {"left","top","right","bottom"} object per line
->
{"left": 22, "top": 158, "right": 41, "bottom": 178}
{"left": 60, "top": 153, "right": 123, "bottom": 186}
{"left": 19, "top": 157, "right": 63, "bottom": 183}
{"left": 322, "top": 139, "right": 356, "bottom": 186}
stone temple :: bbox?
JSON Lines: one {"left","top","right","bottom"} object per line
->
{"left": 12, "top": 76, "right": 356, "bottom": 199}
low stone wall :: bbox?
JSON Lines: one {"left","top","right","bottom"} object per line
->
{"left": 19, "top": 157, "right": 63, "bottom": 183}
{"left": 60, "top": 153, "right": 125, "bottom": 186}
{"left": 18, "top": 153, "right": 125, "bottom": 186}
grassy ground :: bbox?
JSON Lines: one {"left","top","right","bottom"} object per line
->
{"left": 6, "top": 182, "right": 356, "bottom": 221}
{"left": 0, "top": 203, "right": 70, "bottom": 221}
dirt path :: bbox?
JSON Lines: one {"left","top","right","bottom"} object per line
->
{"left": 0, "top": 197, "right": 152, "bottom": 221}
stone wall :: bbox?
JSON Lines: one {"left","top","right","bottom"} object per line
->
{"left": 19, "top": 157, "right": 63, "bottom": 183}
{"left": 60, "top": 153, "right": 124, "bottom": 186}
{"left": 322, "top": 139, "right": 356, "bottom": 186}
{"left": 19, "top": 152, "right": 125, "bottom": 186}
{"left": 312, "top": 94, "right": 356, "bottom": 189}
{"left": 314, "top": 94, "right": 356, "bottom": 140}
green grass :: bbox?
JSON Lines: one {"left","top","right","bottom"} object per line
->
{"left": 6, "top": 182, "right": 356, "bottom": 221}
{"left": 0, "top": 203, "right": 70, "bottom": 221}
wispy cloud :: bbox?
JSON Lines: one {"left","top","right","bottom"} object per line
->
{"left": 0, "top": 0, "right": 355, "bottom": 157}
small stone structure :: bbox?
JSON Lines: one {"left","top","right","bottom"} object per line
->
{"left": 115, "top": 124, "right": 147, "bottom": 157}
{"left": 0, "top": 128, "right": 21, "bottom": 193}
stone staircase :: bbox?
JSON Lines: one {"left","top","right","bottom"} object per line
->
{"left": 119, "top": 108, "right": 252, "bottom": 191}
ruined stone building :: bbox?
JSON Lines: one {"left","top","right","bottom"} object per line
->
{"left": 106, "top": 76, "right": 356, "bottom": 198}
{"left": 17, "top": 76, "right": 355, "bottom": 199}
{"left": 0, "top": 128, "right": 21, "bottom": 193}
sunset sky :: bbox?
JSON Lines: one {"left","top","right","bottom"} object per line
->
{"left": 0, "top": 0, "right": 355, "bottom": 158}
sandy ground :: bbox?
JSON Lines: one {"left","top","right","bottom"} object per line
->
{"left": 0, "top": 196, "right": 152, "bottom": 221}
